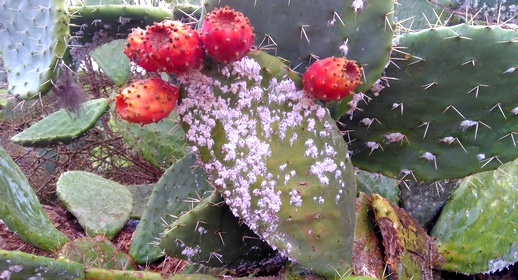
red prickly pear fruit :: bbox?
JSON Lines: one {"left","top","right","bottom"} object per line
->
{"left": 200, "top": 6, "right": 255, "bottom": 63}
{"left": 124, "top": 27, "right": 159, "bottom": 72}
{"left": 114, "top": 78, "right": 178, "bottom": 125}
{"left": 302, "top": 57, "right": 362, "bottom": 101}
{"left": 144, "top": 20, "right": 204, "bottom": 74}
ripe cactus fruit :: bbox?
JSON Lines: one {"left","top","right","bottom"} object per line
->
{"left": 200, "top": 6, "right": 254, "bottom": 63}
{"left": 145, "top": 20, "right": 204, "bottom": 74}
{"left": 302, "top": 57, "right": 362, "bottom": 101}
{"left": 114, "top": 78, "right": 178, "bottom": 125}
{"left": 124, "top": 27, "right": 159, "bottom": 72}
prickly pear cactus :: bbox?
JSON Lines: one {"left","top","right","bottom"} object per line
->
{"left": 129, "top": 153, "right": 212, "bottom": 264}
{"left": 59, "top": 236, "right": 137, "bottom": 270}
{"left": 0, "top": 146, "right": 69, "bottom": 251}
{"left": 160, "top": 191, "right": 279, "bottom": 268}
{"left": 0, "top": 249, "right": 85, "bottom": 280}
{"left": 177, "top": 49, "right": 356, "bottom": 278}
{"left": 56, "top": 171, "right": 133, "bottom": 239}
{"left": 372, "top": 193, "right": 443, "bottom": 279}
{"left": 11, "top": 98, "right": 109, "bottom": 147}
{"left": 342, "top": 24, "right": 518, "bottom": 181}
{"left": 90, "top": 39, "right": 129, "bottom": 86}
{"left": 432, "top": 159, "right": 518, "bottom": 274}
{"left": 0, "top": 0, "right": 69, "bottom": 99}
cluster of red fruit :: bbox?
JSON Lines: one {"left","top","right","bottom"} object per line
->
{"left": 115, "top": 7, "right": 255, "bottom": 125}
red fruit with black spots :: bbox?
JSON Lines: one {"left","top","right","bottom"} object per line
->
{"left": 115, "top": 78, "right": 178, "bottom": 125}
{"left": 124, "top": 27, "right": 158, "bottom": 72}
{"left": 302, "top": 57, "right": 362, "bottom": 101}
{"left": 200, "top": 6, "right": 255, "bottom": 63}
{"left": 144, "top": 20, "right": 204, "bottom": 74}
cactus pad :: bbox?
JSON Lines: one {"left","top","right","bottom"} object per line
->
{"left": 0, "top": 249, "right": 84, "bottom": 280}
{"left": 342, "top": 24, "right": 518, "bottom": 181}
{"left": 128, "top": 153, "right": 212, "bottom": 264}
{"left": 126, "top": 183, "right": 154, "bottom": 219}
{"left": 0, "top": 146, "right": 69, "bottom": 251}
{"left": 90, "top": 39, "right": 130, "bottom": 86}
{"left": 112, "top": 110, "right": 188, "bottom": 171}
{"left": 160, "top": 191, "right": 279, "bottom": 268}
{"left": 177, "top": 50, "right": 357, "bottom": 278}
{"left": 0, "top": 0, "right": 69, "bottom": 99}
{"left": 12, "top": 98, "right": 109, "bottom": 147}
{"left": 371, "top": 193, "right": 443, "bottom": 279}
{"left": 59, "top": 235, "right": 137, "bottom": 270}
{"left": 431, "top": 159, "right": 518, "bottom": 274}
{"left": 56, "top": 171, "right": 133, "bottom": 239}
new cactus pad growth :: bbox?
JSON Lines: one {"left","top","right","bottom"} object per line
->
{"left": 115, "top": 78, "right": 178, "bottom": 125}
{"left": 302, "top": 57, "right": 362, "bottom": 101}
{"left": 200, "top": 6, "right": 255, "bottom": 63}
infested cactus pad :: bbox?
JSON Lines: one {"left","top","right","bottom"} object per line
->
{"left": 177, "top": 50, "right": 356, "bottom": 278}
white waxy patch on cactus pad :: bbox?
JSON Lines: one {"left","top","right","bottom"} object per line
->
{"left": 181, "top": 245, "right": 201, "bottom": 260}
{"left": 384, "top": 132, "right": 405, "bottom": 144}
{"left": 289, "top": 189, "right": 303, "bottom": 207}
{"left": 440, "top": 137, "right": 456, "bottom": 144}
{"left": 177, "top": 56, "right": 350, "bottom": 258}
{"left": 460, "top": 120, "right": 477, "bottom": 130}
{"left": 339, "top": 39, "right": 349, "bottom": 56}
{"left": 351, "top": 0, "right": 364, "bottom": 12}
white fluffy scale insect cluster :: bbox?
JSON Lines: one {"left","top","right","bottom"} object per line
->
{"left": 176, "top": 57, "right": 349, "bottom": 254}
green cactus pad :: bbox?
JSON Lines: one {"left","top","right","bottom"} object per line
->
{"left": 355, "top": 169, "right": 399, "bottom": 204}
{"left": 352, "top": 193, "right": 384, "bottom": 278}
{"left": 112, "top": 111, "right": 188, "bottom": 171}
{"left": 128, "top": 153, "right": 212, "bottom": 264}
{"left": 12, "top": 98, "right": 109, "bottom": 147}
{"left": 0, "top": 0, "right": 69, "bottom": 99}
{"left": 431, "top": 159, "right": 518, "bottom": 274}
{"left": 90, "top": 39, "right": 129, "bottom": 86}
{"left": 371, "top": 194, "right": 443, "bottom": 279}
{"left": 160, "top": 191, "right": 278, "bottom": 268}
{"left": 205, "top": 0, "right": 394, "bottom": 95}
{"left": 126, "top": 183, "right": 154, "bottom": 219}
{"left": 56, "top": 171, "right": 133, "bottom": 239}
{"left": 341, "top": 24, "right": 518, "bottom": 181}
{"left": 0, "top": 249, "right": 84, "bottom": 280}
{"left": 59, "top": 235, "right": 137, "bottom": 270}
{"left": 0, "top": 146, "right": 69, "bottom": 251}
{"left": 399, "top": 179, "right": 460, "bottom": 229}
{"left": 177, "top": 49, "right": 357, "bottom": 279}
